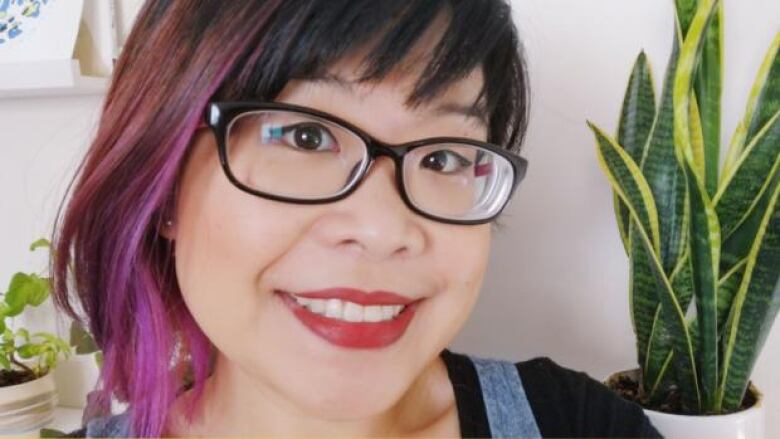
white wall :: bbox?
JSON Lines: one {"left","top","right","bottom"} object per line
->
{"left": 1, "top": 0, "right": 777, "bottom": 435}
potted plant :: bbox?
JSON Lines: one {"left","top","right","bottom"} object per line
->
{"left": 0, "top": 238, "right": 72, "bottom": 433}
{"left": 586, "top": 0, "right": 778, "bottom": 438}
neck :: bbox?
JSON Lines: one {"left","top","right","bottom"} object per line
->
{"left": 163, "top": 350, "right": 456, "bottom": 437}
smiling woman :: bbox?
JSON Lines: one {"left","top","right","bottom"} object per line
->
{"left": 49, "top": 1, "right": 659, "bottom": 438}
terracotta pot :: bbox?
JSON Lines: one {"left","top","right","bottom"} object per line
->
{"left": 606, "top": 368, "right": 765, "bottom": 439}
{"left": 0, "top": 370, "right": 57, "bottom": 434}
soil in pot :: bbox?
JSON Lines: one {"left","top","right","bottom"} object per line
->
{"left": 0, "top": 369, "right": 39, "bottom": 387}
{"left": 605, "top": 370, "right": 757, "bottom": 414}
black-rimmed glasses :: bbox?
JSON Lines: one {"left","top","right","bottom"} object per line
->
{"left": 205, "top": 101, "right": 528, "bottom": 225}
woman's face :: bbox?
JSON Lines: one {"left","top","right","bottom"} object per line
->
{"left": 165, "top": 47, "right": 492, "bottom": 426}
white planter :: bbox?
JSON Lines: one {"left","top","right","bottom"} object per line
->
{"left": 0, "top": 370, "right": 57, "bottom": 434}
{"left": 606, "top": 369, "right": 765, "bottom": 439}
{"left": 53, "top": 353, "right": 100, "bottom": 408}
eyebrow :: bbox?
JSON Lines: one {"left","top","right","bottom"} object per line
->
{"left": 306, "top": 73, "right": 489, "bottom": 128}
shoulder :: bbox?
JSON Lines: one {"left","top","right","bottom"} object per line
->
{"left": 515, "top": 356, "right": 662, "bottom": 438}
{"left": 59, "top": 410, "right": 132, "bottom": 438}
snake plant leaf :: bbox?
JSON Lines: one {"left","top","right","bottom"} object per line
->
{"left": 645, "top": 204, "right": 692, "bottom": 396}
{"left": 717, "top": 259, "right": 747, "bottom": 331}
{"left": 629, "top": 219, "right": 664, "bottom": 387}
{"left": 674, "top": 0, "right": 698, "bottom": 38}
{"left": 718, "top": 181, "right": 780, "bottom": 411}
{"left": 590, "top": 121, "right": 664, "bottom": 382}
{"left": 588, "top": 122, "right": 701, "bottom": 409}
{"left": 639, "top": 32, "right": 688, "bottom": 275}
{"left": 689, "top": 93, "right": 707, "bottom": 178}
{"left": 719, "top": 161, "right": 780, "bottom": 330}
{"left": 644, "top": 249, "right": 695, "bottom": 398}
{"left": 676, "top": 0, "right": 723, "bottom": 197}
{"left": 619, "top": 51, "right": 657, "bottom": 167}
{"left": 673, "top": 0, "right": 722, "bottom": 411}
{"left": 680, "top": 157, "right": 721, "bottom": 411}
{"left": 714, "top": 111, "right": 780, "bottom": 239}
{"left": 630, "top": 211, "right": 702, "bottom": 411}
{"left": 722, "top": 32, "right": 780, "bottom": 181}
{"left": 589, "top": 122, "right": 661, "bottom": 253}
{"left": 614, "top": 52, "right": 657, "bottom": 254}
{"left": 695, "top": 1, "right": 723, "bottom": 197}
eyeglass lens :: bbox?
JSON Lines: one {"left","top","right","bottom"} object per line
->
{"left": 225, "top": 110, "right": 515, "bottom": 221}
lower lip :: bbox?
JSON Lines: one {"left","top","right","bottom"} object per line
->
{"left": 276, "top": 290, "right": 421, "bottom": 349}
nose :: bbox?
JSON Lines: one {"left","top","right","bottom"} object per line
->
{"left": 310, "top": 156, "right": 427, "bottom": 262}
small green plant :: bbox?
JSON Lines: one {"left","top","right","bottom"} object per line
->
{"left": 69, "top": 318, "right": 102, "bottom": 367}
{"left": 588, "top": 0, "right": 779, "bottom": 415}
{"left": 0, "top": 238, "right": 71, "bottom": 384}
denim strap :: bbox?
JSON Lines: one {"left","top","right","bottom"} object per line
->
{"left": 470, "top": 355, "right": 542, "bottom": 438}
{"left": 85, "top": 410, "right": 132, "bottom": 437}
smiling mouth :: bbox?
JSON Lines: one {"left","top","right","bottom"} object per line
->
{"left": 275, "top": 289, "right": 418, "bottom": 323}
{"left": 275, "top": 289, "right": 424, "bottom": 349}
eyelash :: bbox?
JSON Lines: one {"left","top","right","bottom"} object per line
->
{"left": 262, "top": 122, "right": 341, "bottom": 153}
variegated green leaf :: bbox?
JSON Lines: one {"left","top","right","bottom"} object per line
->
{"left": 630, "top": 211, "right": 701, "bottom": 411}
{"left": 645, "top": 248, "right": 695, "bottom": 398}
{"left": 638, "top": 33, "right": 688, "bottom": 275}
{"left": 689, "top": 93, "right": 707, "bottom": 179}
{"left": 673, "top": 0, "right": 722, "bottom": 411}
{"left": 718, "top": 181, "right": 780, "bottom": 411}
{"left": 680, "top": 157, "right": 721, "bottom": 411}
{"left": 719, "top": 161, "right": 780, "bottom": 331}
{"left": 695, "top": 1, "right": 723, "bottom": 197}
{"left": 714, "top": 111, "right": 780, "bottom": 238}
{"left": 721, "top": 32, "right": 780, "bottom": 181}
{"left": 614, "top": 51, "right": 657, "bottom": 254}
{"left": 675, "top": 0, "right": 698, "bottom": 37}
{"left": 590, "top": 121, "right": 665, "bottom": 386}
{"left": 589, "top": 122, "right": 661, "bottom": 253}
{"left": 619, "top": 51, "right": 657, "bottom": 166}
{"left": 629, "top": 219, "right": 663, "bottom": 387}
{"left": 717, "top": 259, "right": 747, "bottom": 331}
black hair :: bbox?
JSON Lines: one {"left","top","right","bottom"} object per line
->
{"left": 216, "top": 0, "right": 531, "bottom": 155}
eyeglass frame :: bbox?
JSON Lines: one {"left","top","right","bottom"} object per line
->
{"left": 203, "top": 100, "right": 529, "bottom": 226}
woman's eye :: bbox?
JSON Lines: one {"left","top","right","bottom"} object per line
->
{"left": 262, "top": 122, "right": 340, "bottom": 152}
{"left": 420, "top": 150, "right": 473, "bottom": 174}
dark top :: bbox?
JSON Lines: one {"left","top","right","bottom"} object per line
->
{"left": 61, "top": 348, "right": 662, "bottom": 438}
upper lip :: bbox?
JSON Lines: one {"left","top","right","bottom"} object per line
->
{"left": 281, "top": 287, "right": 419, "bottom": 306}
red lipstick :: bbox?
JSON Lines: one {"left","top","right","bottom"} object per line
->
{"left": 276, "top": 288, "right": 422, "bottom": 349}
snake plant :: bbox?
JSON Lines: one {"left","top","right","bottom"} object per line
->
{"left": 587, "top": 0, "right": 779, "bottom": 414}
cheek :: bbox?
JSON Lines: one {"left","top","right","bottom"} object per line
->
{"left": 172, "top": 143, "right": 306, "bottom": 350}
{"left": 428, "top": 225, "right": 491, "bottom": 331}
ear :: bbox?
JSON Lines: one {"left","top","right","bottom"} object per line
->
{"left": 159, "top": 217, "right": 177, "bottom": 241}
{"left": 157, "top": 188, "right": 179, "bottom": 241}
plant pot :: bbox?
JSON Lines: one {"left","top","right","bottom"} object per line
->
{"left": 605, "top": 368, "right": 765, "bottom": 439}
{"left": 0, "top": 369, "right": 57, "bottom": 434}
{"left": 53, "top": 353, "right": 100, "bottom": 408}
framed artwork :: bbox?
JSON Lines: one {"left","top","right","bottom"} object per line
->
{"left": 0, "top": 0, "right": 85, "bottom": 63}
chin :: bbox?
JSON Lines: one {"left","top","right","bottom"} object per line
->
{"left": 287, "top": 371, "right": 408, "bottom": 419}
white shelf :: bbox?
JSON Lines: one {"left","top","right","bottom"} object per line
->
{"left": 0, "top": 59, "right": 109, "bottom": 99}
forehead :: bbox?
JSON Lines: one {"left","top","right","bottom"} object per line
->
{"left": 298, "top": 54, "right": 488, "bottom": 128}
{"left": 281, "top": 5, "right": 488, "bottom": 127}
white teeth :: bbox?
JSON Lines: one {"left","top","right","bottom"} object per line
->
{"left": 343, "top": 302, "right": 363, "bottom": 322}
{"left": 308, "top": 298, "right": 326, "bottom": 314}
{"left": 291, "top": 294, "right": 405, "bottom": 322}
{"left": 363, "top": 305, "right": 383, "bottom": 322}
{"left": 325, "top": 298, "right": 342, "bottom": 318}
